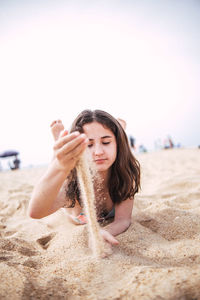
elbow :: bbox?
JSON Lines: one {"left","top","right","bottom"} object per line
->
{"left": 28, "top": 195, "right": 46, "bottom": 219}
{"left": 27, "top": 204, "right": 43, "bottom": 219}
{"left": 28, "top": 209, "right": 41, "bottom": 219}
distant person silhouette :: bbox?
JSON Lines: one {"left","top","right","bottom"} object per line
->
{"left": 138, "top": 144, "right": 147, "bottom": 153}
{"left": 164, "top": 135, "right": 174, "bottom": 149}
{"left": 9, "top": 155, "right": 21, "bottom": 170}
{"left": 129, "top": 135, "right": 135, "bottom": 150}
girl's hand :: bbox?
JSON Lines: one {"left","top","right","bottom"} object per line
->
{"left": 100, "top": 229, "right": 119, "bottom": 246}
{"left": 99, "top": 229, "right": 119, "bottom": 257}
{"left": 88, "top": 229, "right": 119, "bottom": 257}
{"left": 53, "top": 130, "right": 88, "bottom": 173}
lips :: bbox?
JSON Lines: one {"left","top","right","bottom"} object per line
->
{"left": 94, "top": 159, "right": 107, "bottom": 164}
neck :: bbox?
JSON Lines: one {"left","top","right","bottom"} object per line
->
{"left": 97, "top": 170, "right": 110, "bottom": 188}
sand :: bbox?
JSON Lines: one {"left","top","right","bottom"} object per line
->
{"left": 0, "top": 148, "right": 200, "bottom": 300}
{"left": 76, "top": 154, "right": 105, "bottom": 258}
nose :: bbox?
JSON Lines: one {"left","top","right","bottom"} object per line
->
{"left": 94, "top": 144, "right": 104, "bottom": 156}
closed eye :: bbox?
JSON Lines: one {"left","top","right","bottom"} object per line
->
{"left": 102, "top": 142, "right": 110, "bottom": 145}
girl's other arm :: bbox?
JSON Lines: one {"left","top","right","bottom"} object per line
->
{"left": 104, "top": 198, "right": 133, "bottom": 237}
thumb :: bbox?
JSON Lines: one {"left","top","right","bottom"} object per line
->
{"left": 107, "top": 235, "right": 119, "bottom": 245}
{"left": 101, "top": 230, "right": 119, "bottom": 245}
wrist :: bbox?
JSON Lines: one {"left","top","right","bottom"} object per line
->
{"left": 49, "top": 158, "right": 71, "bottom": 178}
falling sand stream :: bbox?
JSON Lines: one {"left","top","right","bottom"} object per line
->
{"left": 76, "top": 152, "right": 106, "bottom": 258}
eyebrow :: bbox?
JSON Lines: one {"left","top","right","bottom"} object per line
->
{"left": 88, "top": 135, "right": 112, "bottom": 141}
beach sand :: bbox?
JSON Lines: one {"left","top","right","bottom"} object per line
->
{"left": 0, "top": 148, "right": 200, "bottom": 300}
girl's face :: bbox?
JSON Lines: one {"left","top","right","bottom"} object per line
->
{"left": 83, "top": 121, "right": 117, "bottom": 173}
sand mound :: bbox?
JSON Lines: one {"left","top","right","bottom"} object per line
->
{"left": 0, "top": 148, "right": 200, "bottom": 299}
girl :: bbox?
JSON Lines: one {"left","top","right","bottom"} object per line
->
{"left": 28, "top": 110, "right": 140, "bottom": 246}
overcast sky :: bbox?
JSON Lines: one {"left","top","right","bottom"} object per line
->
{"left": 0, "top": 0, "right": 199, "bottom": 167}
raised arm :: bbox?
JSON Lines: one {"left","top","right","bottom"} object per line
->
{"left": 28, "top": 130, "right": 88, "bottom": 219}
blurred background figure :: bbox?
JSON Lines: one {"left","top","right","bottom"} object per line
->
{"left": 129, "top": 135, "right": 136, "bottom": 150}
{"left": 164, "top": 135, "right": 174, "bottom": 149}
{"left": 0, "top": 150, "right": 21, "bottom": 171}
{"left": 138, "top": 144, "right": 147, "bottom": 153}
{"left": 9, "top": 155, "right": 21, "bottom": 170}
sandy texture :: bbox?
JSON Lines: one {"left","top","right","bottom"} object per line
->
{"left": 76, "top": 154, "right": 105, "bottom": 258}
{"left": 0, "top": 148, "right": 200, "bottom": 300}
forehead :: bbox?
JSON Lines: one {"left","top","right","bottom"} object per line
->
{"left": 83, "top": 121, "right": 114, "bottom": 138}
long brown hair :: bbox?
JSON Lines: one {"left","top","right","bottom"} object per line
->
{"left": 66, "top": 109, "right": 140, "bottom": 207}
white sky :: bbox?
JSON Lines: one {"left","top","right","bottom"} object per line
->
{"left": 0, "top": 0, "right": 200, "bottom": 167}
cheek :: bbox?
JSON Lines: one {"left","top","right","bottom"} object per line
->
{"left": 109, "top": 145, "right": 117, "bottom": 161}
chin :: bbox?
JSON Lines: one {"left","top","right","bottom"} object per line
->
{"left": 95, "top": 165, "right": 109, "bottom": 172}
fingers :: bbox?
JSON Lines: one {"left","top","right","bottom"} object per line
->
{"left": 54, "top": 132, "right": 88, "bottom": 153}
{"left": 100, "top": 229, "right": 119, "bottom": 246}
{"left": 59, "top": 137, "right": 88, "bottom": 165}
{"left": 53, "top": 131, "right": 88, "bottom": 171}
{"left": 62, "top": 134, "right": 88, "bottom": 155}
{"left": 104, "top": 233, "right": 119, "bottom": 245}
{"left": 54, "top": 131, "right": 79, "bottom": 149}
